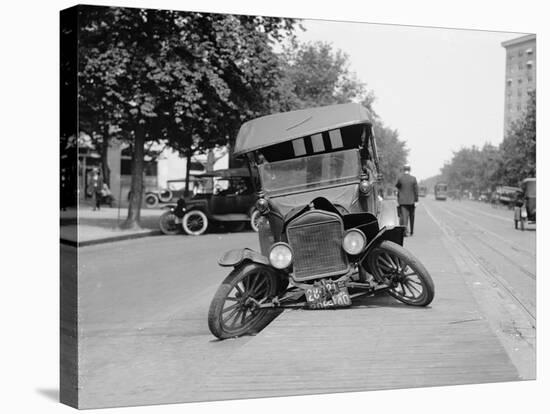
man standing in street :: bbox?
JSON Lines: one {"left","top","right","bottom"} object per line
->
{"left": 396, "top": 164, "right": 418, "bottom": 236}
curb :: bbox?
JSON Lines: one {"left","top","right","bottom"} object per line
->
{"left": 60, "top": 230, "right": 162, "bottom": 247}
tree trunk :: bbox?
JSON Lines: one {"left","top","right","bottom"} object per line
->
{"left": 184, "top": 151, "right": 192, "bottom": 197}
{"left": 122, "top": 123, "right": 145, "bottom": 229}
{"left": 100, "top": 123, "right": 111, "bottom": 186}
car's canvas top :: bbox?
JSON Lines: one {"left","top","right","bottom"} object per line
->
{"left": 234, "top": 103, "right": 372, "bottom": 156}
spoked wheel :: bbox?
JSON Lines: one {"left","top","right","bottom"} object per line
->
{"left": 182, "top": 210, "right": 208, "bottom": 235}
{"left": 159, "top": 211, "right": 182, "bottom": 235}
{"left": 208, "top": 263, "right": 280, "bottom": 339}
{"left": 145, "top": 193, "right": 159, "bottom": 208}
{"left": 250, "top": 209, "right": 262, "bottom": 232}
{"left": 366, "top": 240, "right": 434, "bottom": 306}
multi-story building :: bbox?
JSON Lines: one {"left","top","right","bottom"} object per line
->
{"left": 502, "top": 34, "right": 536, "bottom": 131}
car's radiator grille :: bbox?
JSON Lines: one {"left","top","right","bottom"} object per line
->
{"left": 287, "top": 213, "right": 348, "bottom": 281}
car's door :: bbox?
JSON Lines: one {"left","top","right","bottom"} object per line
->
{"left": 233, "top": 177, "right": 255, "bottom": 214}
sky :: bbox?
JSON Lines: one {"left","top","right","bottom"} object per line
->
{"left": 296, "top": 19, "right": 527, "bottom": 180}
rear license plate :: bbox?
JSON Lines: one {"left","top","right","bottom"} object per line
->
{"left": 305, "top": 283, "right": 351, "bottom": 309}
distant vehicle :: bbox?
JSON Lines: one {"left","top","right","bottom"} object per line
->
{"left": 418, "top": 185, "right": 427, "bottom": 197}
{"left": 494, "top": 185, "right": 521, "bottom": 209}
{"left": 434, "top": 183, "right": 447, "bottom": 201}
{"left": 514, "top": 178, "right": 536, "bottom": 230}
{"left": 158, "top": 168, "right": 260, "bottom": 236}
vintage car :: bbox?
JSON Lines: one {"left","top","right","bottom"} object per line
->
{"left": 207, "top": 103, "right": 435, "bottom": 339}
{"left": 144, "top": 176, "right": 204, "bottom": 208}
{"left": 434, "top": 182, "right": 447, "bottom": 200}
{"left": 514, "top": 178, "right": 536, "bottom": 230}
{"left": 158, "top": 169, "right": 261, "bottom": 235}
{"left": 494, "top": 185, "right": 521, "bottom": 209}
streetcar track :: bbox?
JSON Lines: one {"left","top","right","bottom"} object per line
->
{"left": 438, "top": 202, "right": 536, "bottom": 259}
{"left": 429, "top": 202, "right": 536, "bottom": 281}
{"left": 423, "top": 202, "right": 536, "bottom": 326}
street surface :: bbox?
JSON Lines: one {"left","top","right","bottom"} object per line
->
{"left": 76, "top": 198, "right": 536, "bottom": 408}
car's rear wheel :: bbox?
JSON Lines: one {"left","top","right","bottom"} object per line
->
{"left": 182, "top": 210, "right": 208, "bottom": 235}
{"left": 208, "top": 263, "right": 280, "bottom": 339}
{"left": 366, "top": 240, "right": 434, "bottom": 306}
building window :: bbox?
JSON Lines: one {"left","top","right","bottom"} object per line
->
{"left": 507, "top": 79, "right": 513, "bottom": 86}
{"left": 526, "top": 48, "right": 533, "bottom": 55}
{"left": 527, "top": 76, "right": 533, "bottom": 83}
{"left": 518, "top": 63, "right": 523, "bottom": 70}
{"left": 518, "top": 49, "right": 523, "bottom": 56}
{"left": 526, "top": 60, "right": 533, "bottom": 69}
{"left": 518, "top": 79, "right": 523, "bottom": 84}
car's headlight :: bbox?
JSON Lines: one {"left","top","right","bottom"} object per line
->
{"left": 342, "top": 229, "right": 367, "bottom": 255}
{"left": 269, "top": 243, "right": 293, "bottom": 269}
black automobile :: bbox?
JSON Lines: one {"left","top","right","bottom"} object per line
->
{"left": 207, "top": 103, "right": 434, "bottom": 339}
{"left": 158, "top": 169, "right": 261, "bottom": 235}
{"left": 514, "top": 178, "right": 536, "bottom": 230}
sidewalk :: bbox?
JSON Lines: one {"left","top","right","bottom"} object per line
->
{"left": 60, "top": 205, "right": 165, "bottom": 247}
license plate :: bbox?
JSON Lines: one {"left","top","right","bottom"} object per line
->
{"left": 305, "top": 284, "right": 351, "bottom": 309}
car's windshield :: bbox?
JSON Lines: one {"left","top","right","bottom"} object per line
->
{"left": 258, "top": 149, "right": 361, "bottom": 195}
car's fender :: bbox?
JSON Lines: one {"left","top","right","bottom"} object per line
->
{"left": 362, "top": 225, "right": 405, "bottom": 255}
{"left": 218, "top": 248, "right": 270, "bottom": 267}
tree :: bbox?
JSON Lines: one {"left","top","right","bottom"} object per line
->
{"left": 78, "top": 6, "right": 297, "bottom": 228}
{"left": 372, "top": 120, "right": 408, "bottom": 186}
{"left": 281, "top": 41, "right": 375, "bottom": 112}
{"left": 497, "top": 91, "right": 536, "bottom": 185}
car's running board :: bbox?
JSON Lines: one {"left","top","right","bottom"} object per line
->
{"left": 211, "top": 214, "right": 249, "bottom": 221}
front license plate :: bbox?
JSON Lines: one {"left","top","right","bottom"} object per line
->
{"left": 305, "top": 285, "right": 351, "bottom": 309}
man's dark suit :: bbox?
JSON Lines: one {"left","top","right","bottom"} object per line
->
{"left": 396, "top": 172, "right": 419, "bottom": 235}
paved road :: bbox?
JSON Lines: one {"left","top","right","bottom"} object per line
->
{"left": 75, "top": 198, "right": 536, "bottom": 408}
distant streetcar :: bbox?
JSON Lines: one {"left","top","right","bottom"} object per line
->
{"left": 419, "top": 185, "right": 427, "bottom": 197}
{"left": 434, "top": 183, "right": 448, "bottom": 201}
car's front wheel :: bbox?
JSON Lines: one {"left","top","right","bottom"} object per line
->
{"left": 208, "top": 263, "right": 280, "bottom": 339}
{"left": 366, "top": 240, "right": 434, "bottom": 306}
{"left": 250, "top": 209, "right": 262, "bottom": 232}
{"left": 182, "top": 210, "right": 208, "bottom": 236}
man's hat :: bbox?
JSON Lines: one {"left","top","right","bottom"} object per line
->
{"left": 404, "top": 164, "right": 411, "bottom": 171}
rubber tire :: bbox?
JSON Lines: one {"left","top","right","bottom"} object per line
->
{"left": 145, "top": 193, "right": 159, "bottom": 208}
{"left": 250, "top": 209, "right": 262, "bottom": 232}
{"left": 208, "top": 263, "right": 279, "bottom": 339}
{"left": 158, "top": 190, "right": 173, "bottom": 203}
{"left": 159, "top": 211, "right": 182, "bottom": 235}
{"left": 182, "top": 210, "right": 208, "bottom": 236}
{"left": 366, "top": 240, "right": 434, "bottom": 306}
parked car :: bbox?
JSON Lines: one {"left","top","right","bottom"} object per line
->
{"left": 495, "top": 185, "right": 521, "bottom": 209}
{"left": 144, "top": 176, "right": 204, "bottom": 208}
{"left": 158, "top": 169, "right": 261, "bottom": 235}
{"left": 514, "top": 178, "right": 536, "bottom": 230}
{"left": 206, "top": 103, "right": 434, "bottom": 339}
